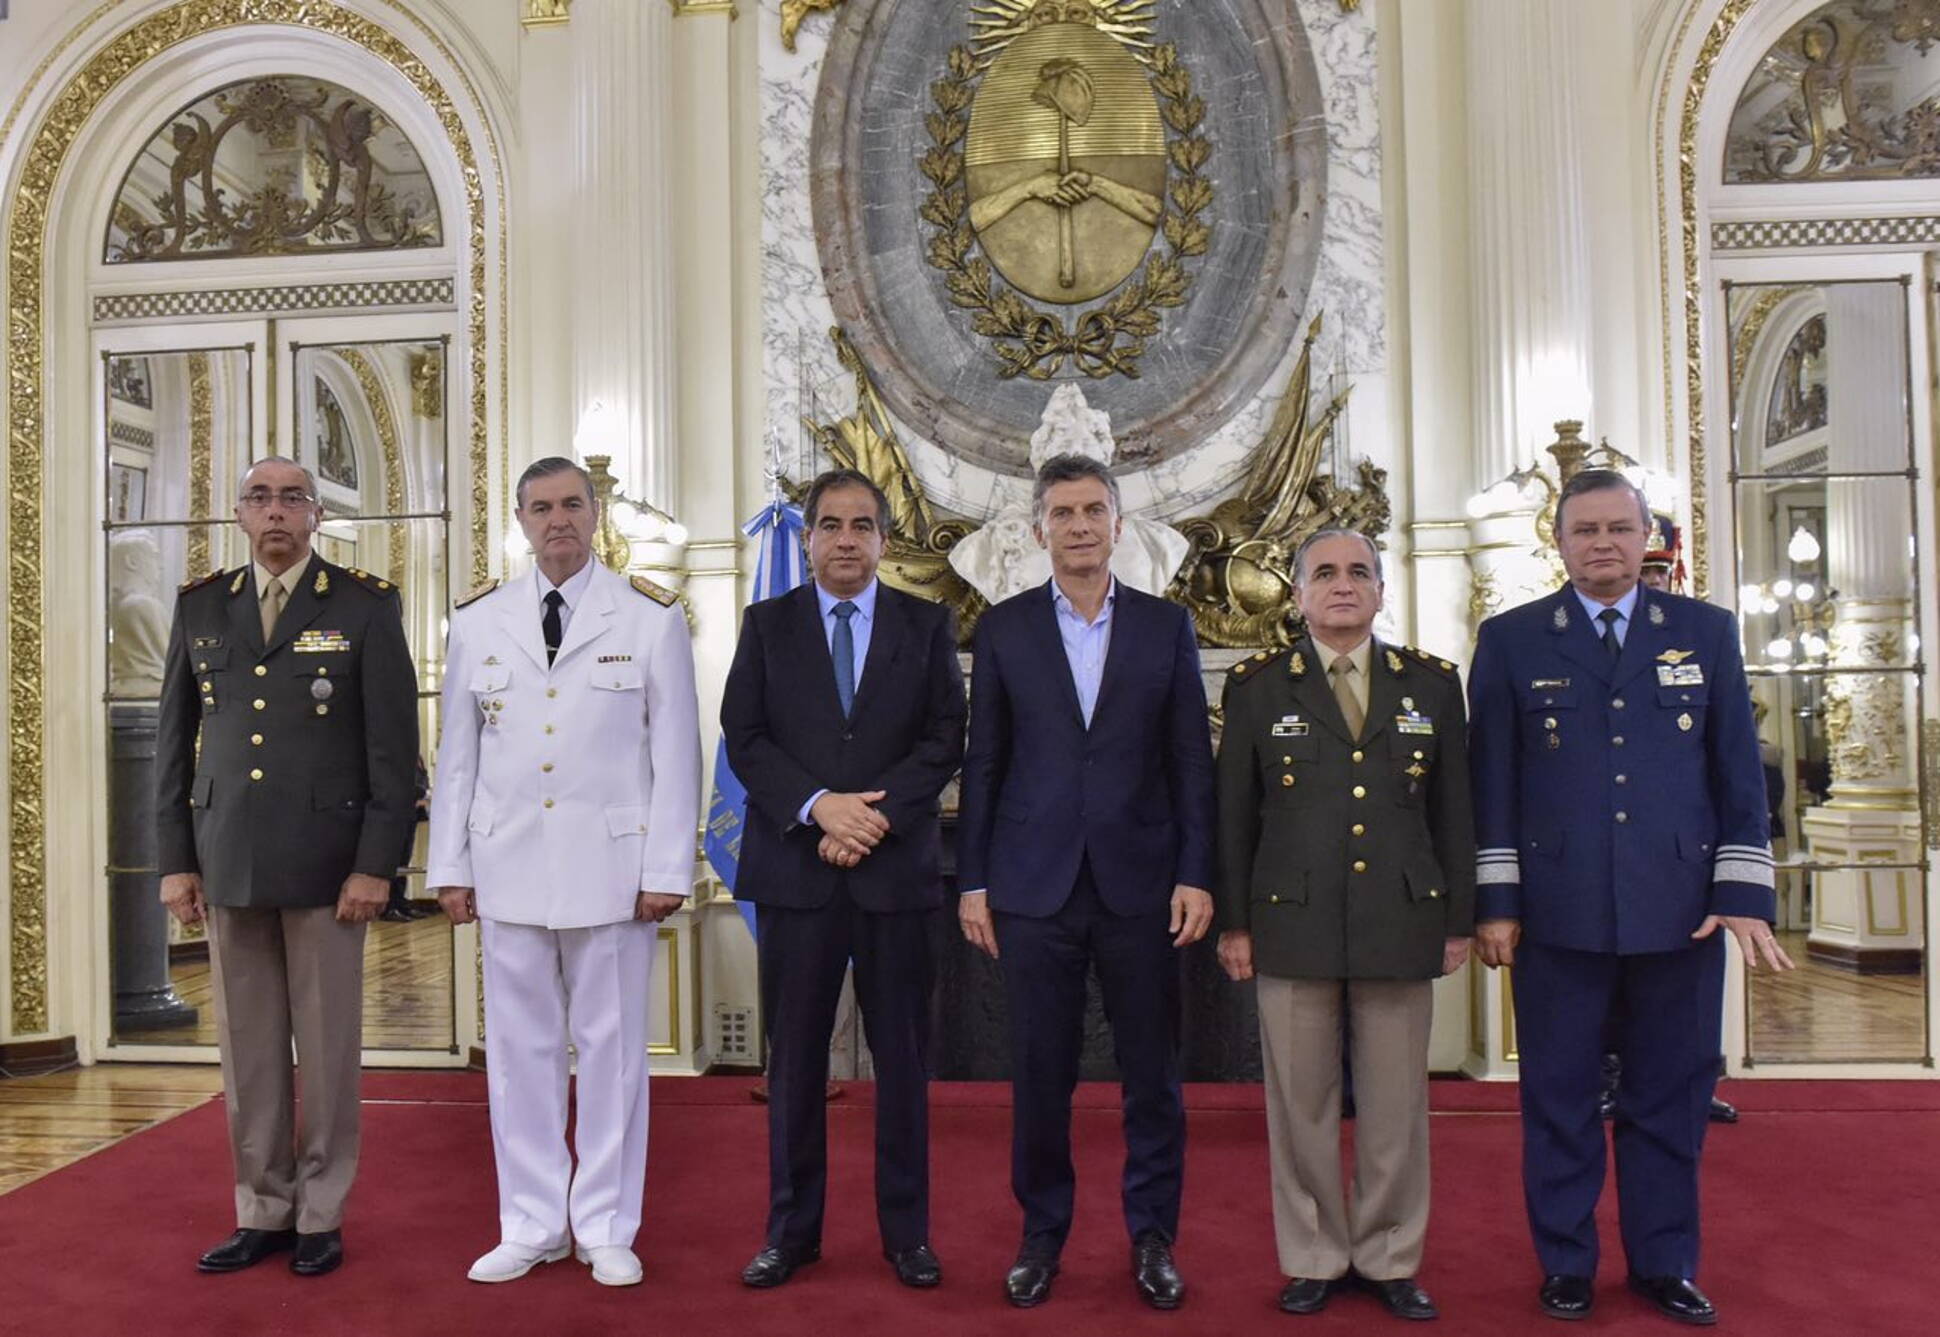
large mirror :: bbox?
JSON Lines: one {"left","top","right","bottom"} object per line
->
{"left": 1726, "top": 279, "right": 1930, "bottom": 1065}
{"left": 104, "top": 336, "right": 454, "bottom": 1054}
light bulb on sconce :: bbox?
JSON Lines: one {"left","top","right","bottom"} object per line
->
{"left": 1787, "top": 526, "right": 1821, "bottom": 565}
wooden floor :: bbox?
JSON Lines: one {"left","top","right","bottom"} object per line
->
{"left": 1747, "top": 930, "right": 1928, "bottom": 1063}
{"left": 0, "top": 1065, "right": 222, "bottom": 1195}
{"left": 117, "top": 909, "right": 455, "bottom": 1053}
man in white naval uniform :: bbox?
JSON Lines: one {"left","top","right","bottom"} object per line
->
{"left": 430, "top": 456, "right": 701, "bottom": 1287}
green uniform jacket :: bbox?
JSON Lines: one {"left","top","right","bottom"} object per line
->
{"left": 1214, "top": 636, "right": 1476, "bottom": 980}
{"left": 154, "top": 558, "right": 419, "bottom": 909}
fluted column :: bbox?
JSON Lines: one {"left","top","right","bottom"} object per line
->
{"left": 1464, "top": 0, "right": 1594, "bottom": 485}
{"left": 571, "top": 0, "right": 679, "bottom": 511}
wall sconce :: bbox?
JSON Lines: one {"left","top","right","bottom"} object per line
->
{"left": 1787, "top": 525, "right": 1822, "bottom": 565}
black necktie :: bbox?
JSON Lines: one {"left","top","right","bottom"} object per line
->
{"left": 1598, "top": 607, "right": 1622, "bottom": 662}
{"left": 543, "top": 589, "right": 563, "bottom": 666}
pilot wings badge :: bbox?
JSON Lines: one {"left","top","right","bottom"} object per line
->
{"left": 919, "top": 0, "right": 1215, "bottom": 380}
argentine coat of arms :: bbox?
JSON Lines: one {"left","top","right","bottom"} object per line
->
{"left": 919, "top": 0, "right": 1214, "bottom": 381}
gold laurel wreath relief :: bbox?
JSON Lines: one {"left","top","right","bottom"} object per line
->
{"left": 918, "top": 2, "right": 1214, "bottom": 381}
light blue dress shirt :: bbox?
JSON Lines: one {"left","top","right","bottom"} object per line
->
{"left": 1574, "top": 582, "right": 1640, "bottom": 648}
{"left": 798, "top": 579, "right": 880, "bottom": 825}
{"left": 1052, "top": 576, "right": 1116, "bottom": 728}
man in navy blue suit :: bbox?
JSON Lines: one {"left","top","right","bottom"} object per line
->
{"left": 957, "top": 453, "right": 1216, "bottom": 1311}
{"left": 1467, "top": 469, "right": 1794, "bottom": 1326}
{"left": 722, "top": 469, "right": 967, "bottom": 1292}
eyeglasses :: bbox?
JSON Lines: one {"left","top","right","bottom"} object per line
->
{"left": 239, "top": 488, "right": 317, "bottom": 509}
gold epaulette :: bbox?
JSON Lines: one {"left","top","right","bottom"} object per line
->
{"left": 1406, "top": 646, "right": 1459, "bottom": 676}
{"left": 630, "top": 574, "right": 678, "bottom": 607}
{"left": 454, "top": 578, "right": 499, "bottom": 609}
{"left": 342, "top": 566, "right": 397, "bottom": 596}
{"left": 178, "top": 568, "right": 230, "bottom": 594}
{"left": 1228, "top": 649, "right": 1285, "bottom": 683}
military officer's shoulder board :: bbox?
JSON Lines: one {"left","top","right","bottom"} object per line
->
{"left": 1228, "top": 648, "right": 1289, "bottom": 685}
{"left": 630, "top": 574, "right": 678, "bottom": 607}
{"left": 1401, "top": 645, "right": 1459, "bottom": 679}
{"left": 454, "top": 578, "right": 499, "bottom": 609}
{"left": 341, "top": 565, "right": 398, "bottom": 597}
{"left": 178, "top": 567, "right": 231, "bottom": 595}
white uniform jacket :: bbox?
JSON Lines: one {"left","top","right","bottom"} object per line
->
{"left": 429, "top": 562, "right": 701, "bottom": 928}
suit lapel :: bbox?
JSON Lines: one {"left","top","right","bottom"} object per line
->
{"left": 1031, "top": 581, "right": 1089, "bottom": 731}
{"left": 792, "top": 583, "right": 846, "bottom": 722}
{"left": 229, "top": 570, "right": 266, "bottom": 660}
{"left": 849, "top": 584, "right": 906, "bottom": 720}
{"left": 499, "top": 572, "right": 550, "bottom": 672}
{"left": 1359, "top": 640, "right": 1406, "bottom": 747}
{"left": 1089, "top": 583, "right": 1139, "bottom": 728}
{"left": 1612, "top": 585, "right": 1670, "bottom": 691}
{"left": 552, "top": 564, "right": 617, "bottom": 667}
{"left": 1549, "top": 586, "right": 1615, "bottom": 685}
{"left": 262, "top": 561, "right": 327, "bottom": 657}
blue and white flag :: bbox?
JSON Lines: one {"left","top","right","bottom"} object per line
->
{"left": 704, "top": 499, "right": 808, "bottom": 938}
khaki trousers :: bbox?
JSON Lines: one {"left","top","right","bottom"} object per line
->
{"left": 1256, "top": 975, "right": 1433, "bottom": 1281}
{"left": 206, "top": 905, "right": 367, "bottom": 1234}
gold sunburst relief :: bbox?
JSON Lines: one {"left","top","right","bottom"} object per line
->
{"left": 919, "top": 0, "right": 1214, "bottom": 380}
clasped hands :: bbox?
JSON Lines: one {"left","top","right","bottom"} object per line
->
{"left": 812, "top": 789, "right": 890, "bottom": 869}
{"left": 159, "top": 870, "right": 392, "bottom": 925}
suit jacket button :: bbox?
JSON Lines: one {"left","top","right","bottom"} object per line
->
{"left": 1269, "top": 894, "right": 1280, "bottom": 904}
{"left": 843, "top": 732, "right": 853, "bottom": 741}
{"left": 1616, "top": 811, "right": 1629, "bottom": 823}
{"left": 1352, "top": 860, "right": 1367, "bottom": 873}
{"left": 251, "top": 734, "right": 263, "bottom": 746}
{"left": 249, "top": 769, "right": 263, "bottom": 781}
{"left": 1351, "top": 749, "right": 1364, "bottom": 763}
{"left": 544, "top": 798, "right": 555, "bottom": 809}
{"left": 1612, "top": 697, "right": 1625, "bottom": 709}
{"left": 254, "top": 665, "right": 268, "bottom": 677}
{"left": 1280, "top": 774, "right": 1294, "bottom": 788}
{"left": 1429, "top": 889, "right": 1441, "bottom": 898}
{"left": 1352, "top": 785, "right": 1366, "bottom": 798}
{"left": 253, "top": 698, "right": 266, "bottom": 710}
{"left": 1351, "top": 823, "right": 1365, "bottom": 836}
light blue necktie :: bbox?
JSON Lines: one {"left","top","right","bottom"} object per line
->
{"left": 832, "top": 600, "right": 857, "bottom": 717}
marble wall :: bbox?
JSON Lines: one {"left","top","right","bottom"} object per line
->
{"left": 759, "top": 0, "right": 1388, "bottom": 528}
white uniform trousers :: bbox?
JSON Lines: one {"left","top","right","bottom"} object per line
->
{"left": 481, "top": 916, "right": 655, "bottom": 1249}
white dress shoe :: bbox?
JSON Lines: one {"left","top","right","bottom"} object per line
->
{"left": 575, "top": 1244, "right": 643, "bottom": 1287}
{"left": 467, "top": 1240, "right": 571, "bottom": 1283}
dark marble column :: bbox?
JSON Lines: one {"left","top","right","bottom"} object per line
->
{"left": 110, "top": 703, "right": 196, "bottom": 1031}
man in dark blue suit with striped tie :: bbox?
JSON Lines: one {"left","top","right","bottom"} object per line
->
{"left": 957, "top": 453, "right": 1217, "bottom": 1311}
{"left": 1467, "top": 469, "right": 1794, "bottom": 1326}
{"left": 722, "top": 470, "right": 966, "bottom": 1292}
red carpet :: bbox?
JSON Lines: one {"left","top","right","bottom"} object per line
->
{"left": 3, "top": 1075, "right": 1933, "bottom": 1336}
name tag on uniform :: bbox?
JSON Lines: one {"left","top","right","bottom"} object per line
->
{"left": 598, "top": 654, "right": 633, "bottom": 664}
{"left": 1270, "top": 714, "right": 1309, "bottom": 737}
{"left": 1656, "top": 663, "right": 1704, "bottom": 687}
{"left": 193, "top": 635, "right": 223, "bottom": 649}
{"left": 1530, "top": 677, "right": 1570, "bottom": 690}
{"left": 294, "top": 630, "right": 351, "bottom": 653}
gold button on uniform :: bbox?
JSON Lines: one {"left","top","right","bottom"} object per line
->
{"left": 1616, "top": 811, "right": 1629, "bottom": 823}
{"left": 541, "top": 763, "right": 554, "bottom": 773}
{"left": 254, "top": 665, "right": 267, "bottom": 677}
{"left": 1352, "top": 785, "right": 1366, "bottom": 798}
{"left": 252, "top": 698, "right": 266, "bottom": 711}
{"left": 249, "top": 768, "right": 263, "bottom": 781}
{"left": 315, "top": 704, "right": 329, "bottom": 716}
{"left": 1269, "top": 894, "right": 1280, "bottom": 904}
{"left": 1281, "top": 755, "right": 1292, "bottom": 765}
{"left": 1352, "top": 860, "right": 1367, "bottom": 873}
{"left": 1280, "top": 774, "right": 1294, "bottom": 788}
{"left": 250, "top": 734, "right": 263, "bottom": 745}
{"left": 1351, "top": 750, "right": 1364, "bottom": 763}
{"left": 1352, "top": 823, "right": 1366, "bottom": 836}
{"left": 546, "top": 687, "right": 558, "bottom": 699}
{"left": 544, "top": 724, "right": 555, "bottom": 735}
{"left": 544, "top": 798, "right": 555, "bottom": 809}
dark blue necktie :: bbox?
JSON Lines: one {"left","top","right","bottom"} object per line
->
{"left": 832, "top": 601, "right": 857, "bottom": 716}
{"left": 1598, "top": 606, "right": 1622, "bottom": 662}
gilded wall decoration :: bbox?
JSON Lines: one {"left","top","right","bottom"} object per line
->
{"left": 185, "top": 351, "right": 215, "bottom": 576}
{"left": 781, "top": 0, "right": 846, "bottom": 51}
{"left": 4, "top": 0, "right": 499, "bottom": 1035}
{"left": 335, "top": 348, "right": 410, "bottom": 589}
{"left": 106, "top": 76, "right": 442, "bottom": 262}
{"left": 1825, "top": 624, "right": 1909, "bottom": 783}
{"left": 520, "top": 0, "right": 572, "bottom": 28}
{"left": 1765, "top": 314, "right": 1828, "bottom": 446}
{"left": 1726, "top": 0, "right": 1940, "bottom": 183}
{"left": 811, "top": 0, "right": 1327, "bottom": 477}
{"left": 916, "top": 2, "right": 1213, "bottom": 380}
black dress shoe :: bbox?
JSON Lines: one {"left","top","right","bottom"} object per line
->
{"left": 290, "top": 1230, "right": 342, "bottom": 1276}
{"left": 1131, "top": 1231, "right": 1185, "bottom": 1310}
{"left": 1539, "top": 1274, "right": 1595, "bottom": 1320}
{"left": 196, "top": 1228, "right": 297, "bottom": 1273}
{"left": 1277, "top": 1277, "right": 1339, "bottom": 1314}
{"left": 1360, "top": 1275, "right": 1438, "bottom": 1320}
{"left": 885, "top": 1244, "right": 941, "bottom": 1288}
{"left": 1628, "top": 1275, "right": 1717, "bottom": 1326}
{"left": 741, "top": 1243, "right": 820, "bottom": 1288}
{"left": 1005, "top": 1252, "right": 1059, "bottom": 1308}
{"left": 1708, "top": 1096, "right": 1738, "bottom": 1124}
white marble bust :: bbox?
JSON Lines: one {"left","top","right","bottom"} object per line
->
{"left": 948, "top": 383, "right": 1191, "bottom": 605}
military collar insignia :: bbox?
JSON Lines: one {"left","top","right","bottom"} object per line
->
{"left": 1552, "top": 603, "right": 1570, "bottom": 631}
{"left": 313, "top": 567, "right": 330, "bottom": 596}
{"left": 1289, "top": 650, "right": 1308, "bottom": 678}
{"left": 1647, "top": 600, "right": 1666, "bottom": 626}
{"left": 1657, "top": 648, "right": 1694, "bottom": 665}
{"left": 230, "top": 570, "right": 247, "bottom": 595}
{"left": 1384, "top": 649, "right": 1405, "bottom": 676}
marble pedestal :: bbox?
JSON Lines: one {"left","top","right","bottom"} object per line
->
{"left": 1801, "top": 804, "right": 1924, "bottom": 974}
{"left": 109, "top": 704, "right": 197, "bottom": 1031}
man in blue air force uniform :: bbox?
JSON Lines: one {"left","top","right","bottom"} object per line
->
{"left": 1467, "top": 469, "right": 1793, "bottom": 1327}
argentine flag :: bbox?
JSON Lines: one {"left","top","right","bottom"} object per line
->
{"left": 704, "top": 499, "right": 808, "bottom": 937}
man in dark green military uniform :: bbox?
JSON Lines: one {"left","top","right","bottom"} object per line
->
{"left": 1215, "top": 528, "right": 1475, "bottom": 1322}
{"left": 155, "top": 456, "right": 418, "bottom": 1279}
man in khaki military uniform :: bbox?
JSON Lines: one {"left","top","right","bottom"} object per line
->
{"left": 156, "top": 456, "right": 419, "bottom": 1279}
{"left": 1215, "top": 529, "right": 1475, "bottom": 1321}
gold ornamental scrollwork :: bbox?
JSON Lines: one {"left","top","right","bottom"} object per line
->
{"left": 521, "top": 0, "right": 573, "bottom": 29}
{"left": 5, "top": 0, "right": 498, "bottom": 1035}
{"left": 918, "top": 1, "right": 1215, "bottom": 380}
{"left": 781, "top": 0, "right": 845, "bottom": 51}
{"left": 186, "top": 351, "right": 215, "bottom": 575}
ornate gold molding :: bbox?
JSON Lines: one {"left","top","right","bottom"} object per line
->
{"left": 186, "top": 352, "right": 215, "bottom": 576}
{"left": 670, "top": 0, "right": 738, "bottom": 15}
{"left": 1922, "top": 719, "right": 1940, "bottom": 848}
{"left": 336, "top": 348, "right": 409, "bottom": 589}
{"left": 781, "top": 0, "right": 844, "bottom": 52}
{"left": 4, "top": 0, "right": 496, "bottom": 1035}
{"left": 521, "top": 0, "right": 572, "bottom": 28}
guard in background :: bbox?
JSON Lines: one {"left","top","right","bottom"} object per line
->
{"left": 156, "top": 456, "right": 419, "bottom": 1278}
{"left": 1468, "top": 469, "right": 1793, "bottom": 1326}
{"left": 1215, "top": 528, "right": 1474, "bottom": 1322}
